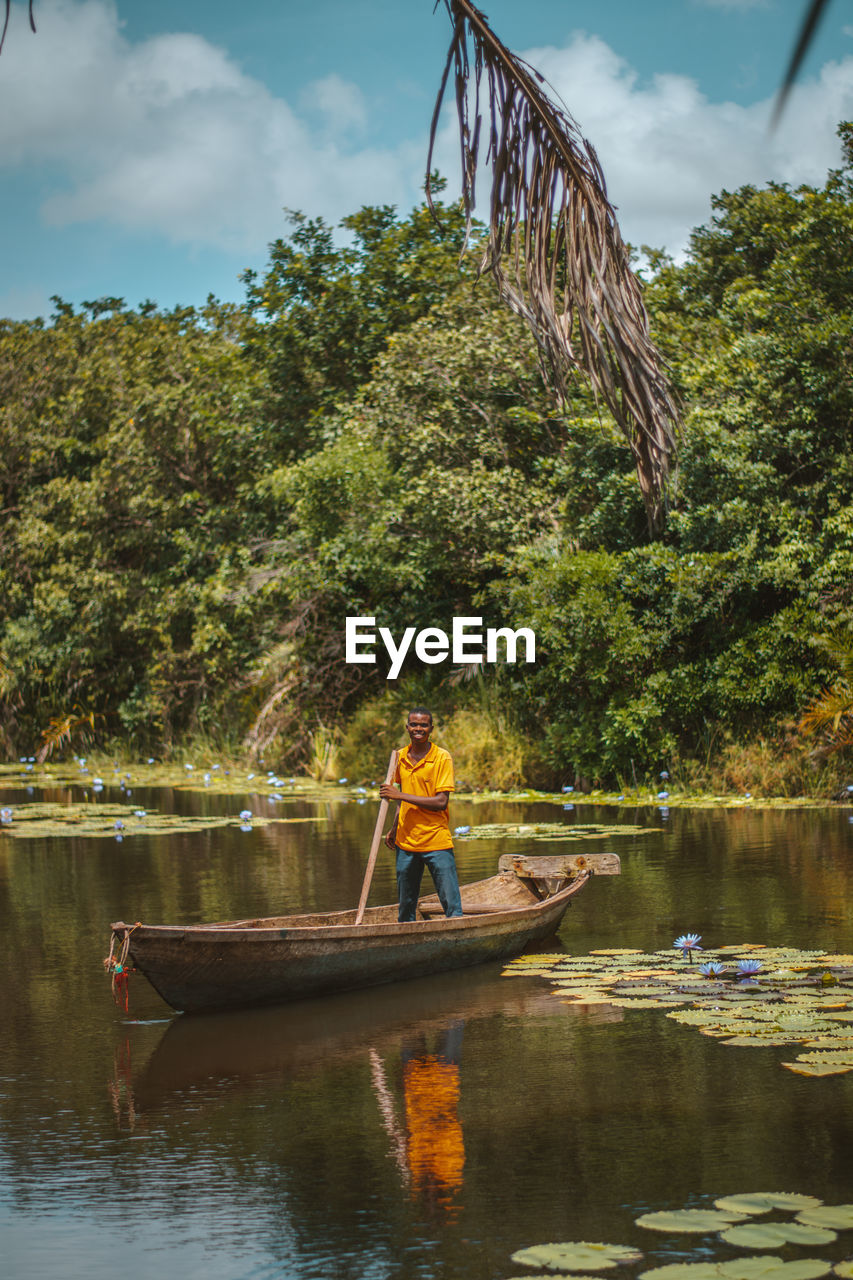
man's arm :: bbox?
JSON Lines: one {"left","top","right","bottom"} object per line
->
{"left": 379, "top": 784, "right": 449, "bottom": 812}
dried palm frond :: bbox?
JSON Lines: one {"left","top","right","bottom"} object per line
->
{"left": 797, "top": 631, "right": 853, "bottom": 754}
{"left": 0, "top": 1, "right": 36, "bottom": 56}
{"left": 770, "top": 0, "right": 831, "bottom": 129}
{"left": 427, "top": 0, "right": 680, "bottom": 534}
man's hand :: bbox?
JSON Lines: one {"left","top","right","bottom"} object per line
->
{"left": 382, "top": 788, "right": 448, "bottom": 812}
{"left": 383, "top": 828, "right": 396, "bottom": 851}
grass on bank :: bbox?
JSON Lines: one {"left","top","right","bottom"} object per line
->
{"left": 9, "top": 690, "right": 852, "bottom": 805}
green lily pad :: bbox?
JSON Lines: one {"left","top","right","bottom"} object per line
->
{"left": 510, "top": 1242, "right": 644, "bottom": 1271}
{"left": 794, "top": 1052, "right": 853, "bottom": 1067}
{"left": 459, "top": 822, "right": 657, "bottom": 842}
{"left": 833, "top": 1262, "right": 853, "bottom": 1278}
{"left": 608, "top": 997, "right": 688, "bottom": 1009}
{"left": 796, "top": 1206, "right": 853, "bottom": 1230}
{"left": 715, "top": 1195, "right": 823, "bottom": 1215}
{"left": 0, "top": 800, "right": 328, "bottom": 839}
{"left": 721, "top": 1223, "right": 837, "bottom": 1249}
{"left": 639, "top": 1259, "right": 831, "bottom": 1280}
{"left": 636, "top": 1209, "right": 746, "bottom": 1233}
{"left": 721, "top": 1035, "right": 806, "bottom": 1047}
{"left": 783, "top": 1061, "right": 853, "bottom": 1077}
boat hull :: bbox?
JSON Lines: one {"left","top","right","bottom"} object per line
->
{"left": 112, "top": 871, "right": 590, "bottom": 1013}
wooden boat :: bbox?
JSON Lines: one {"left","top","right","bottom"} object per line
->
{"left": 109, "top": 851, "right": 619, "bottom": 1013}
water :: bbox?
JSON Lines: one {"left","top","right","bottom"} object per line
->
{"left": 2, "top": 788, "right": 853, "bottom": 1279}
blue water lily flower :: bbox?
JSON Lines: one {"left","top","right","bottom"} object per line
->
{"left": 114, "top": 819, "right": 124, "bottom": 831}
{"left": 674, "top": 933, "right": 703, "bottom": 961}
{"left": 1, "top": 807, "right": 13, "bottom": 825}
{"left": 454, "top": 825, "right": 471, "bottom": 836}
{"left": 699, "top": 961, "right": 727, "bottom": 977}
{"left": 660, "top": 771, "right": 669, "bottom": 780}
{"left": 657, "top": 790, "right": 669, "bottom": 800}
{"left": 239, "top": 810, "right": 252, "bottom": 823}
{"left": 561, "top": 785, "right": 574, "bottom": 793}
{"left": 737, "top": 958, "right": 763, "bottom": 976}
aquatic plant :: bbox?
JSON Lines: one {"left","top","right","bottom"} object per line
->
{"left": 0, "top": 800, "right": 328, "bottom": 840}
{"left": 700, "top": 962, "right": 728, "bottom": 977}
{"left": 674, "top": 933, "right": 703, "bottom": 961}
{"left": 738, "top": 960, "right": 764, "bottom": 977}
{"left": 636, "top": 1209, "right": 748, "bottom": 1233}
{"left": 451, "top": 822, "right": 657, "bottom": 843}
{"left": 503, "top": 944, "right": 853, "bottom": 1078}
{"left": 511, "top": 1241, "right": 644, "bottom": 1270}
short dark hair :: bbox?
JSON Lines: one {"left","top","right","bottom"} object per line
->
{"left": 407, "top": 706, "right": 433, "bottom": 726}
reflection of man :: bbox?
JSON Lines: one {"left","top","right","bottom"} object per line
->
{"left": 369, "top": 1022, "right": 466, "bottom": 1221}
{"left": 381, "top": 708, "right": 463, "bottom": 923}
{"left": 402, "top": 1022, "right": 465, "bottom": 1214}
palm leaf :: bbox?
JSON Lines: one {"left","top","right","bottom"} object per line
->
{"left": 797, "top": 630, "right": 853, "bottom": 752}
{"left": 0, "top": 1, "right": 36, "bottom": 56}
{"left": 770, "top": 0, "right": 831, "bottom": 129}
{"left": 427, "top": 0, "right": 680, "bottom": 534}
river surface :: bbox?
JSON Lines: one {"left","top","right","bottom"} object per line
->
{"left": 2, "top": 784, "right": 853, "bottom": 1279}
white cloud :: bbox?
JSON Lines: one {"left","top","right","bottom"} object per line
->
{"left": 301, "top": 74, "right": 369, "bottom": 138}
{"left": 0, "top": 0, "right": 417, "bottom": 249}
{"left": 1, "top": 3, "right": 851, "bottom": 262}
{"left": 427, "top": 31, "right": 853, "bottom": 258}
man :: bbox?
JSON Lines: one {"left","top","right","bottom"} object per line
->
{"left": 381, "top": 708, "right": 463, "bottom": 922}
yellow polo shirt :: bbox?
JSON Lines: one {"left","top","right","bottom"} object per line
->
{"left": 394, "top": 743, "right": 455, "bottom": 853}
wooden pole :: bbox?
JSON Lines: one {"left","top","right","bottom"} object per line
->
{"left": 355, "top": 750, "right": 398, "bottom": 926}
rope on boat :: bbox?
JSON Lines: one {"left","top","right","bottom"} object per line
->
{"left": 104, "top": 923, "right": 141, "bottom": 1012}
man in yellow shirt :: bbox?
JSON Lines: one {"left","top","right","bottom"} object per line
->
{"left": 381, "top": 708, "right": 463, "bottom": 922}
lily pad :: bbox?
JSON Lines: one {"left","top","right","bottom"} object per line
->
{"left": 636, "top": 1209, "right": 747, "bottom": 1233}
{"left": 833, "top": 1262, "right": 853, "bottom": 1278}
{"left": 714, "top": 1195, "right": 823, "bottom": 1215}
{"left": 794, "top": 1052, "right": 853, "bottom": 1066}
{"left": 721, "top": 1035, "right": 806, "bottom": 1048}
{"left": 457, "top": 822, "right": 657, "bottom": 843}
{"left": 0, "top": 800, "right": 326, "bottom": 839}
{"left": 721, "top": 1223, "right": 837, "bottom": 1249}
{"left": 796, "top": 1207, "right": 853, "bottom": 1231}
{"left": 639, "top": 1261, "right": 830, "bottom": 1280}
{"left": 782, "top": 1062, "right": 853, "bottom": 1077}
{"left": 510, "top": 1242, "right": 644, "bottom": 1271}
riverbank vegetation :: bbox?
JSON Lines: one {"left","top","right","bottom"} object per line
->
{"left": 1, "top": 135, "right": 852, "bottom": 797}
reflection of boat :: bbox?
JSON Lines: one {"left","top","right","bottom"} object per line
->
{"left": 109, "top": 852, "right": 619, "bottom": 1013}
{"left": 131, "top": 962, "right": 564, "bottom": 1110}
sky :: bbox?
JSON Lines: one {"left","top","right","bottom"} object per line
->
{"left": 0, "top": 0, "right": 851, "bottom": 321}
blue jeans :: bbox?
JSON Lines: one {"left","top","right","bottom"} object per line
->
{"left": 396, "top": 845, "right": 463, "bottom": 922}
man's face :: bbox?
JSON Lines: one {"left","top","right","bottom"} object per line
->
{"left": 406, "top": 713, "right": 432, "bottom": 746}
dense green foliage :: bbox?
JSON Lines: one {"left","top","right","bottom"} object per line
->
{"left": 1, "top": 142, "right": 852, "bottom": 790}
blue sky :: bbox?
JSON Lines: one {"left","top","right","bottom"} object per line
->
{"left": 1, "top": 0, "right": 851, "bottom": 320}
